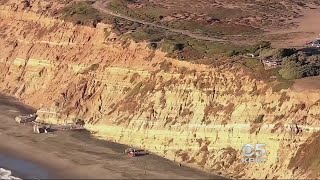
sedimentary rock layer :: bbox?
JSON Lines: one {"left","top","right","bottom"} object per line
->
{"left": 0, "top": 1, "right": 319, "bottom": 179}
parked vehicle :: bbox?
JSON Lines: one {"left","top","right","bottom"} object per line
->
{"left": 306, "top": 39, "right": 320, "bottom": 48}
{"left": 124, "top": 148, "right": 149, "bottom": 157}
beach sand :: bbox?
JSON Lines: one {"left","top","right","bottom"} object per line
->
{"left": 0, "top": 94, "right": 224, "bottom": 179}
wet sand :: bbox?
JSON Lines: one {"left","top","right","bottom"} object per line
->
{"left": 0, "top": 152, "right": 50, "bottom": 179}
{"left": 0, "top": 94, "right": 225, "bottom": 179}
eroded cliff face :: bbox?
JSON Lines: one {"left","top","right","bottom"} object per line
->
{"left": 0, "top": 1, "right": 320, "bottom": 179}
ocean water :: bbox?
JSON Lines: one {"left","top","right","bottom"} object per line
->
{"left": 0, "top": 168, "right": 21, "bottom": 180}
{"left": 0, "top": 153, "right": 50, "bottom": 179}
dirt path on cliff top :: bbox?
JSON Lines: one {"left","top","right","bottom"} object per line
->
{"left": 92, "top": 0, "right": 227, "bottom": 42}
{"left": 92, "top": 0, "right": 320, "bottom": 47}
{"left": 266, "top": 7, "right": 320, "bottom": 48}
{"left": 0, "top": 94, "right": 224, "bottom": 179}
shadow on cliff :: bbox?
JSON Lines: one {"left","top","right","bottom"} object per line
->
{"left": 288, "top": 131, "right": 320, "bottom": 178}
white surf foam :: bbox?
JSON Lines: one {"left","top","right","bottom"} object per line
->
{"left": 0, "top": 168, "right": 22, "bottom": 180}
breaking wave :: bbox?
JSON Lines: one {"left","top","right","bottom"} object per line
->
{"left": 0, "top": 168, "right": 21, "bottom": 180}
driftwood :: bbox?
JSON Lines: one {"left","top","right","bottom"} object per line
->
{"left": 33, "top": 124, "right": 52, "bottom": 133}
{"left": 15, "top": 113, "right": 37, "bottom": 123}
{"left": 53, "top": 123, "right": 85, "bottom": 131}
{"left": 32, "top": 122, "right": 85, "bottom": 134}
{"left": 33, "top": 124, "right": 57, "bottom": 133}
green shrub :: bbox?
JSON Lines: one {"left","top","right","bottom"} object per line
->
{"left": 279, "top": 60, "right": 303, "bottom": 80}
{"left": 174, "top": 43, "right": 185, "bottom": 51}
{"left": 74, "top": 5, "right": 89, "bottom": 14}
{"left": 61, "top": 2, "right": 102, "bottom": 26}
{"left": 148, "top": 42, "right": 158, "bottom": 50}
{"left": 247, "top": 41, "right": 271, "bottom": 54}
{"left": 273, "top": 48, "right": 297, "bottom": 59}
{"left": 130, "top": 30, "right": 150, "bottom": 42}
{"left": 300, "top": 64, "right": 320, "bottom": 77}
{"left": 160, "top": 41, "right": 176, "bottom": 53}
{"left": 244, "top": 58, "right": 263, "bottom": 69}
{"left": 226, "top": 50, "right": 240, "bottom": 57}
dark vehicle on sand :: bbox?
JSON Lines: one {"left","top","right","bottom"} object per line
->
{"left": 124, "top": 148, "right": 149, "bottom": 157}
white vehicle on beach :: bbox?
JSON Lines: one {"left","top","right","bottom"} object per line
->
{"left": 306, "top": 39, "right": 320, "bottom": 48}
{"left": 311, "top": 40, "right": 320, "bottom": 48}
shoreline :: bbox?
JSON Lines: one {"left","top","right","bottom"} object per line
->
{"left": 0, "top": 131, "right": 91, "bottom": 179}
{"left": 0, "top": 94, "right": 225, "bottom": 179}
{"left": 0, "top": 167, "right": 22, "bottom": 180}
{"left": 0, "top": 148, "right": 52, "bottom": 179}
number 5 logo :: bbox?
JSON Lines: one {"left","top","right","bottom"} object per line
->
{"left": 255, "top": 144, "right": 266, "bottom": 157}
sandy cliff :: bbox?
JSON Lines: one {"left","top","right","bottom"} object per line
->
{"left": 0, "top": 1, "right": 320, "bottom": 179}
